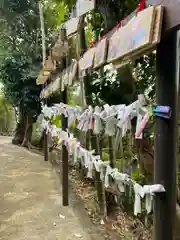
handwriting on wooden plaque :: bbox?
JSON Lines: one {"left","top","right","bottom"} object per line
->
{"left": 128, "top": 5, "right": 163, "bottom": 58}
{"left": 61, "top": 60, "right": 78, "bottom": 91}
{"left": 76, "top": 0, "right": 95, "bottom": 17}
{"left": 51, "top": 36, "right": 68, "bottom": 61}
{"left": 147, "top": 0, "right": 180, "bottom": 32}
{"left": 66, "top": 17, "right": 82, "bottom": 38}
{"left": 123, "top": 6, "right": 155, "bottom": 56}
{"left": 79, "top": 47, "right": 95, "bottom": 71}
{"left": 44, "top": 56, "right": 56, "bottom": 72}
{"left": 37, "top": 70, "right": 50, "bottom": 85}
{"left": 107, "top": 6, "right": 156, "bottom": 63}
{"left": 94, "top": 38, "right": 108, "bottom": 69}
{"left": 107, "top": 28, "right": 123, "bottom": 63}
{"left": 68, "top": 60, "right": 78, "bottom": 85}
{"left": 113, "top": 5, "right": 163, "bottom": 68}
{"left": 40, "top": 77, "right": 61, "bottom": 98}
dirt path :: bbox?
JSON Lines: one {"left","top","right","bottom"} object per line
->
{"left": 0, "top": 137, "right": 102, "bottom": 240}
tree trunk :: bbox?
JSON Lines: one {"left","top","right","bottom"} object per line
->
{"left": 12, "top": 115, "right": 26, "bottom": 145}
{"left": 21, "top": 114, "right": 33, "bottom": 148}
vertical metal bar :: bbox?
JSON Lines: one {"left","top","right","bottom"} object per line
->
{"left": 154, "top": 30, "right": 180, "bottom": 240}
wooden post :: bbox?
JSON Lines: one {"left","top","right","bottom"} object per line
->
{"left": 77, "top": 19, "right": 88, "bottom": 180}
{"left": 60, "top": 27, "right": 69, "bottom": 206}
{"left": 44, "top": 129, "right": 49, "bottom": 161}
{"left": 78, "top": 19, "right": 107, "bottom": 219}
{"left": 61, "top": 87, "right": 69, "bottom": 206}
{"left": 154, "top": 30, "right": 180, "bottom": 240}
{"left": 108, "top": 136, "right": 115, "bottom": 168}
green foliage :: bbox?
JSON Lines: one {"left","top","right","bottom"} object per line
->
{"left": 101, "top": 150, "right": 109, "bottom": 162}
{"left": 132, "top": 166, "right": 146, "bottom": 185}
{"left": 43, "top": 0, "right": 69, "bottom": 30}
{"left": 31, "top": 120, "right": 42, "bottom": 145}
{"left": 133, "top": 54, "right": 156, "bottom": 103}
{"left": 0, "top": 94, "right": 15, "bottom": 133}
{"left": 0, "top": 0, "right": 59, "bottom": 122}
{"left": 51, "top": 115, "right": 61, "bottom": 128}
{"left": 90, "top": 65, "right": 136, "bottom": 106}
{"left": 0, "top": 51, "right": 41, "bottom": 117}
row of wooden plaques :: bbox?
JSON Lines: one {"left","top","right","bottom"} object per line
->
{"left": 40, "top": 5, "right": 163, "bottom": 97}
{"left": 40, "top": 60, "right": 78, "bottom": 98}
{"left": 79, "top": 5, "right": 163, "bottom": 71}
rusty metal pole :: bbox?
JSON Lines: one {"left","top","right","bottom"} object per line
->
{"left": 154, "top": 30, "right": 180, "bottom": 240}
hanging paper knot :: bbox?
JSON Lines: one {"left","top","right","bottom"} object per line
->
{"left": 41, "top": 118, "right": 50, "bottom": 133}
{"left": 93, "top": 106, "right": 102, "bottom": 134}
{"left": 92, "top": 156, "right": 105, "bottom": 181}
{"left": 117, "top": 103, "right": 134, "bottom": 137}
{"left": 67, "top": 107, "right": 76, "bottom": 128}
{"left": 133, "top": 183, "right": 165, "bottom": 216}
{"left": 77, "top": 107, "right": 93, "bottom": 132}
{"left": 101, "top": 104, "right": 117, "bottom": 136}
{"left": 143, "top": 184, "right": 165, "bottom": 214}
{"left": 111, "top": 169, "right": 130, "bottom": 192}
{"left": 134, "top": 183, "right": 145, "bottom": 216}
{"left": 42, "top": 104, "right": 55, "bottom": 119}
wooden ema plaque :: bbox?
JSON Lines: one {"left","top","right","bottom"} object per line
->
{"left": 121, "top": 6, "right": 155, "bottom": 57}
{"left": 41, "top": 76, "right": 61, "bottom": 98}
{"left": 51, "top": 37, "right": 68, "bottom": 61}
{"left": 94, "top": 38, "right": 108, "bottom": 69}
{"left": 37, "top": 70, "right": 50, "bottom": 85}
{"left": 107, "top": 6, "right": 156, "bottom": 63}
{"left": 63, "top": 68, "right": 69, "bottom": 86}
{"left": 113, "top": 5, "right": 163, "bottom": 68}
{"left": 43, "top": 56, "right": 56, "bottom": 72}
{"left": 60, "top": 60, "right": 78, "bottom": 91}
{"left": 37, "top": 55, "right": 56, "bottom": 85}
{"left": 107, "top": 28, "right": 122, "bottom": 63}
{"left": 78, "top": 47, "right": 95, "bottom": 71}
{"left": 68, "top": 60, "right": 78, "bottom": 85}
{"left": 147, "top": 0, "right": 180, "bottom": 32}
{"left": 76, "top": 0, "right": 95, "bottom": 17}
{"left": 66, "top": 17, "right": 82, "bottom": 38}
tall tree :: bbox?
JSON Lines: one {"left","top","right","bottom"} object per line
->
{"left": 0, "top": 0, "right": 57, "bottom": 147}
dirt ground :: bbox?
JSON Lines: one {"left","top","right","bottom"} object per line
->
{"left": 0, "top": 137, "right": 103, "bottom": 240}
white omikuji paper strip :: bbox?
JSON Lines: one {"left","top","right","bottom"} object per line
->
{"left": 41, "top": 118, "right": 165, "bottom": 216}
{"left": 41, "top": 94, "right": 148, "bottom": 139}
